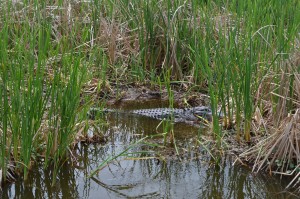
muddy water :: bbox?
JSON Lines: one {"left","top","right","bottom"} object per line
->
{"left": 1, "top": 101, "right": 297, "bottom": 199}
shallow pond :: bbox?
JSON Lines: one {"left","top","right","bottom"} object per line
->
{"left": 1, "top": 101, "right": 297, "bottom": 199}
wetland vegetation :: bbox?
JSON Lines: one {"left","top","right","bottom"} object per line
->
{"left": 0, "top": 0, "right": 300, "bottom": 197}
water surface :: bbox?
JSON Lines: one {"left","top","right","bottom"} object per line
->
{"left": 1, "top": 101, "right": 297, "bottom": 199}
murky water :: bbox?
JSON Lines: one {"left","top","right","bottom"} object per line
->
{"left": 1, "top": 101, "right": 297, "bottom": 199}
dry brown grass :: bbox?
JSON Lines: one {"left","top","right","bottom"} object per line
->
{"left": 239, "top": 52, "right": 300, "bottom": 189}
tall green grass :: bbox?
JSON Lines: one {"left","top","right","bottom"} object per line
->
{"left": 0, "top": 22, "right": 9, "bottom": 183}
{"left": 0, "top": 0, "right": 299, "bottom": 185}
{"left": 0, "top": 1, "right": 90, "bottom": 184}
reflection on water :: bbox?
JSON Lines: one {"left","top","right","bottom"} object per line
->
{"left": 1, "top": 101, "right": 297, "bottom": 199}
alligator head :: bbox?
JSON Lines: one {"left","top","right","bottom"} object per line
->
{"left": 191, "top": 106, "right": 212, "bottom": 121}
{"left": 175, "top": 106, "right": 212, "bottom": 122}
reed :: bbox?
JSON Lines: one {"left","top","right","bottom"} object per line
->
{"left": 0, "top": 1, "right": 89, "bottom": 184}
{"left": 0, "top": 23, "right": 9, "bottom": 183}
{"left": 0, "top": 0, "right": 299, "bottom": 186}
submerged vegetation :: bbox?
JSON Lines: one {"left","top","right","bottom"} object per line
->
{"left": 0, "top": 0, "right": 299, "bottom": 190}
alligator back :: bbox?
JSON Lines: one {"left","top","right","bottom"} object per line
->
{"left": 131, "top": 106, "right": 212, "bottom": 122}
{"left": 89, "top": 106, "right": 213, "bottom": 122}
{"left": 131, "top": 108, "right": 183, "bottom": 120}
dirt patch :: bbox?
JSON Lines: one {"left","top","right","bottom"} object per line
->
{"left": 86, "top": 82, "right": 212, "bottom": 108}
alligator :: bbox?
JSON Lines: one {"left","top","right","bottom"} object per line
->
{"left": 89, "top": 106, "right": 214, "bottom": 123}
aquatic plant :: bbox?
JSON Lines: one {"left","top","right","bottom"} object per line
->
{"left": 0, "top": 1, "right": 90, "bottom": 184}
{"left": 0, "top": 0, "right": 299, "bottom": 190}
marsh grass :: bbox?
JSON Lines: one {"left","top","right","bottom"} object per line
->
{"left": 0, "top": 0, "right": 299, "bottom": 188}
{"left": 0, "top": 1, "right": 90, "bottom": 185}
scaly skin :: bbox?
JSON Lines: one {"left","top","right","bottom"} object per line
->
{"left": 89, "top": 106, "right": 213, "bottom": 122}
{"left": 131, "top": 106, "right": 212, "bottom": 122}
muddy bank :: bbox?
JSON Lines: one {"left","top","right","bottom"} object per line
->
{"left": 86, "top": 82, "right": 211, "bottom": 107}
